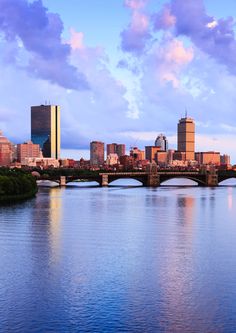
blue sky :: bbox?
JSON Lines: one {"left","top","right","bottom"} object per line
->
{"left": 0, "top": 0, "right": 236, "bottom": 161}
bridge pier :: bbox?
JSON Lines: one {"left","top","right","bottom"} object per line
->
{"left": 147, "top": 174, "right": 160, "bottom": 187}
{"left": 206, "top": 173, "right": 218, "bottom": 187}
{"left": 60, "top": 176, "right": 66, "bottom": 186}
{"left": 101, "top": 174, "right": 109, "bottom": 187}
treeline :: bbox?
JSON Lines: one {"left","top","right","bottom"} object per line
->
{"left": 0, "top": 168, "right": 37, "bottom": 203}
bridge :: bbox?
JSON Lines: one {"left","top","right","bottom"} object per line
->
{"left": 36, "top": 168, "right": 236, "bottom": 187}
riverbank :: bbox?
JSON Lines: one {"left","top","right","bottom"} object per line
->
{"left": 0, "top": 168, "right": 38, "bottom": 204}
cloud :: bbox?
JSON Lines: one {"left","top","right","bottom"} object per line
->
{"left": 154, "top": 37, "right": 194, "bottom": 87}
{"left": 121, "top": 0, "right": 151, "bottom": 55}
{"left": 154, "top": 0, "right": 236, "bottom": 76}
{"left": 153, "top": 4, "right": 176, "bottom": 30}
{"left": 0, "top": 0, "right": 89, "bottom": 90}
{"left": 124, "top": 0, "right": 148, "bottom": 10}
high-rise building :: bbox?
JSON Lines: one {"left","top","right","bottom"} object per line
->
{"left": 31, "top": 105, "right": 60, "bottom": 159}
{"left": 107, "top": 143, "right": 125, "bottom": 157}
{"left": 17, "top": 141, "right": 41, "bottom": 163}
{"left": 177, "top": 116, "right": 195, "bottom": 160}
{"left": 155, "top": 134, "right": 168, "bottom": 151}
{"left": 90, "top": 141, "right": 104, "bottom": 166}
{"left": 0, "top": 131, "right": 13, "bottom": 166}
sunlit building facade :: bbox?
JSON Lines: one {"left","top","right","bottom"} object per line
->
{"left": 31, "top": 105, "right": 60, "bottom": 159}
{"left": 17, "top": 141, "right": 41, "bottom": 163}
{"left": 145, "top": 146, "right": 161, "bottom": 162}
{"left": 0, "top": 131, "right": 13, "bottom": 166}
{"left": 195, "top": 152, "right": 220, "bottom": 165}
{"left": 177, "top": 117, "right": 195, "bottom": 160}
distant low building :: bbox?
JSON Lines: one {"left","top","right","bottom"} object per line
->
{"left": 119, "top": 155, "right": 135, "bottom": 170}
{"left": 173, "top": 151, "right": 186, "bottom": 161}
{"left": 156, "top": 151, "right": 168, "bottom": 167}
{"left": 21, "top": 157, "right": 60, "bottom": 168}
{"left": 106, "top": 153, "right": 119, "bottom": 166}
{"left": 220, "top": 154, "right": 231, "bottom": 166}
{"left": 195, "top": 152, "right": 220, "bottom": 165}
{"left": 145, "top": 146, "right": 161, "bottom": 162}
{"left": 0, "top": 131, "right": 13, "bottom": 166}
{"left": 130, "top": 147, "right": 145, "bottom": 161}
{"left": 17, "top": 141, "right": 41, "bottom": 163}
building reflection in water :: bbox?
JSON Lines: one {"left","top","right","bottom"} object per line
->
{"left": 48, "top": 187, "right": 63, "bottom": 262}
{"left": 227, "top": 187, "right": 233, "bottom": 211}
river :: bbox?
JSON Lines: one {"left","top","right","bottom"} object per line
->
{"left": 1, "top": 179, "right": 236, "bottom": 332}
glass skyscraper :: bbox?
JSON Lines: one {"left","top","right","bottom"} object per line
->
{"left": 31, "top": 105, "right": 60, "bottom": 159}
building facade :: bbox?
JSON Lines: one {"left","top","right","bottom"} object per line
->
{"left": 177, "top": 117, "right": 195, "bottom": 160}
{"left": 0, "top": 131, "right": 13, "bottom": 166}
{"left": 195, "top": 152, "right": 220, "bottom": 165}
{"left": 90, "top": 141, "right": 104, "bottom": 166}
{"left": 17, "top": 141, "right": 41, "bottom": 163}
{"left": 106, "top": 153, "right": 119, "bottom": 166}
{"left": 31, "top": 105, "right": 60, "bottom": 159}
{"left": 220, "top": 154, "right": 231, "bottom": 166}
{"left": 145, "top": 146, "right": 161, "bottom": 162}
{"left": 107, "top": 143, "right": 125, "bottom": 158}
{"left": 130, "top": 147, "right": 145, "bottom": 161}
{"left": 155, "top": 134, "right": 168, "bottom": 151}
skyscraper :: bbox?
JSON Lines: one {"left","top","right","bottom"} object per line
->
{"left": 90, "top": 141, "right": 104, "bottom": 166}
{"left": 31, "top": 105, "right": 60, "bottom": 159}
{"left": 155, "top": 134, "right": 168, "bottom": 151}
{"left": 177, "top": 116, "right": 195, "bottom": 160}
{"left": 107, "top": 143, "right": 126, "bottom": 157}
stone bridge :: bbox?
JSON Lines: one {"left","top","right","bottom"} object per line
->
{"left": 38, "top": 169, "right": 236, "bottom": 187}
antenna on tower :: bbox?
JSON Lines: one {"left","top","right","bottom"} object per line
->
{"left": 185, "top": 107, "right": 188, "bottom": 118}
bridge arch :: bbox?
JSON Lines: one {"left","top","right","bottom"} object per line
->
{"left": 160, "top": 176, "right": 205, "bottom": 186}
{"left": 218, "top": 177, "right": 236, "bottom": 186}
{"left": 108, "top": 177, "right": 144, "bottom": 186}
{"left": 66, "top": 179, "right": 100, "bottom": 186}
{"left": 37, "top": 179, "right": 60, "bottom": 187}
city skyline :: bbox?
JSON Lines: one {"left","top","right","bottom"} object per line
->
{"left": 0, "top": 0, "right": 236, "bottom": 161}
{"left": 0, "top": 108, "right": 231, "bottom": 169}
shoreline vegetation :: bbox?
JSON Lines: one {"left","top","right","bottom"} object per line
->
{"left": 0, "top": 168, "right": 38, "bottom": 204}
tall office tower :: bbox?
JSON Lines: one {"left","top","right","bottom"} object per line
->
{"left": 177, "top": 116, "right": 195, "bottom": 160}
{"left": 116, "top": 144, "right": 126, "bottom": 157}
{"left": 90, "top": 141, "right": 104, "bottom": 166}
{"left": 107, "top": 143, "right": 126, "bottom": 157}
{"left": 155, "top": 134, "right": 168, "bottom": 151}
{"left": 31, "top": 105, "right": 60, "bottom": 159}
{"left": 0, "top": 131, "right": 13, "bottom": 166}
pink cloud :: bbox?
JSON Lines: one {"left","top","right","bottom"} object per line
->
{"left": 152, "top": 38, "right": 194, "bottom": 87}
{"left": 124, "top": 0, "right": 148, "bottom": 10}
{"left": 69, "top": 28, "right": 84, "bottom": 50}
{"left": 121, "top": 1, "right": 150, "bottom": 55}
{"left": 153, "top": 5, "right": 176, "bottom": 30}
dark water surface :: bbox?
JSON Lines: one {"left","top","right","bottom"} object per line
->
{"left": 1, "top": 180, "right": 236, "bottom": 332}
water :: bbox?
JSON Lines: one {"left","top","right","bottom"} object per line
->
{"left": 1, "top": 180, "right": 236, "bottom": 332}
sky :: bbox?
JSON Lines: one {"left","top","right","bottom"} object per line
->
{"left": 0, "top": 0, "right": 236, "bottom": 161}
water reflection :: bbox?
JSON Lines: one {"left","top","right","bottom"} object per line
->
{"left": 1, "top": 185, "right": 236, "bottom": 332}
